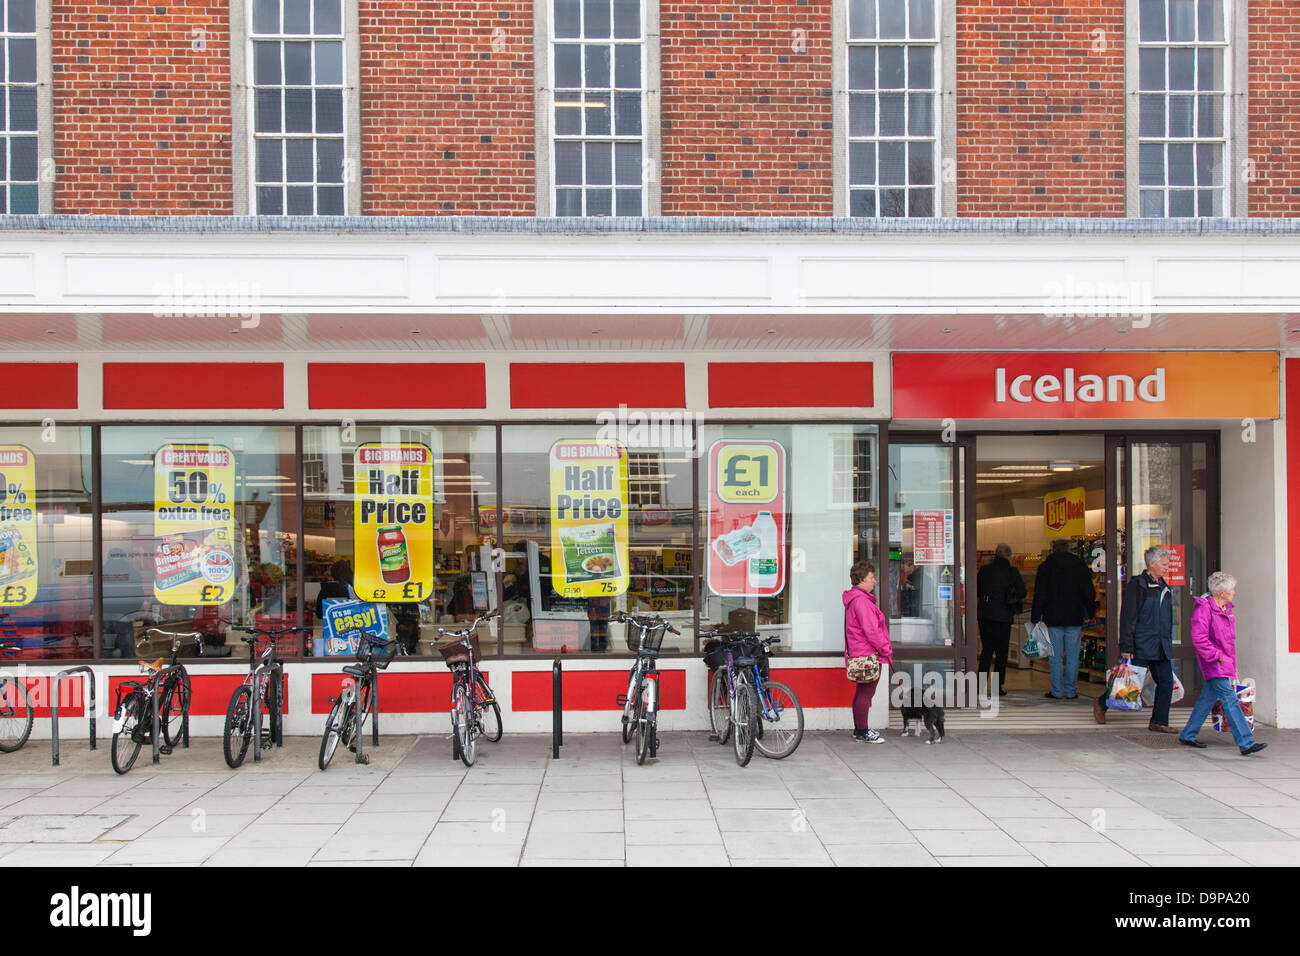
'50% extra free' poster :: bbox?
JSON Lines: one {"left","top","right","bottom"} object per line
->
{"left": 0, "top": 445, "right": 38, "bottom": 607}
{"left": 153, "top": 444, "right": 237, "bottom": 605}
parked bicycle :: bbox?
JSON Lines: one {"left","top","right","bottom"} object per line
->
{"left": 703, "top": 630, "right": 803, "bottom": 760}
{"left": 0, "top": 644, "right": 33, "bottom": 753}
{"left": 319, "top": 633, "right": 397, "bottom": 770}
{"left": 615, "top": 612, "right": 678, "bottom": 765}
{"left": 437, "top": 609, "right": 502, "bottom": 767}
{"left": 223, "top": 624, "right": 306, "bottom": 768}
{"left": 110, "top": 629, "right": 203, "bottom": 774}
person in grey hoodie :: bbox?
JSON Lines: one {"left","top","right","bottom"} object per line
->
{"left": 843, "top": 559, "right": 893, "bottom": 743}
{"left": 1178, "top": 572, "right": 1266, "bottom": 755}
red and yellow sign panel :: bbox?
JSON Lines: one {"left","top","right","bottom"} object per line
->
{"left": 0, "top": 445, "right": 38, "bottom": 607}
{"left": 353, "top": 443, "right": 434, "bottom": 603}
{"left": 153, "top": 443, "right": 237, "bottom": 605}
{"left": 549, "top": 440, "right": 629, "bottom": 598}
{"left": 1044, "top": 486, "right": 1087, "bottom": 538}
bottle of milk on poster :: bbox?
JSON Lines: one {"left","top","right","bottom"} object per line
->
{"left": 748, "top": 511, "right": 779, "bottom": 590}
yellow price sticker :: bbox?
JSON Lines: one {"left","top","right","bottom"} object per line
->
{"left": 716, "top": 445, "right": 780, "bottom": 504}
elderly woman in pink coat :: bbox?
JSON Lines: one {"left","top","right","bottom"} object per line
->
{"left": 1179, "top": 571, "right": 1266, "bottom": 755}
{"left": 843, "top": 559, "right": 893, "bottom": 743}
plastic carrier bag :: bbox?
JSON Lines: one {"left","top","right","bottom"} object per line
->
{"left": 1212, "top": 679, "right": 1255, "bottom": 732}
{"left": 1021, "top": 621, "right": 1053, "bottom": 660}
{"left": 1105, "top": 662, "right": 1148, "bottom": 711}
{"left": 1140, "top": 670, "right": 1186, "bottom": 706}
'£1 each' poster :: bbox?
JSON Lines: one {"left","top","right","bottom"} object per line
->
{"left": 153, "top": 443, "right": 237, "bottom": 605}
{"left": 706, "top": 440, "right": 786, "bottom": 597}
{"left": 549, "top": 440, "right": 629, "bottom": 598}
{"left": 0, "top": 445, "right": 38, "bottom": 607}
{"left": 353, "top": 443, "right": 434, "bottom": 603}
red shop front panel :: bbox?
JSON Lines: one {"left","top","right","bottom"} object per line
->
{"left": 103, "top": 363, "right": 284, "bottom": 410}
{"left": 107, "top": 673, "right": 286, "bottom": 717}
{"left": 309, "top": 671, "right": 478, "bottom": 714}
{"left": 512, "top": 668, "right": 686, "bottom": 712}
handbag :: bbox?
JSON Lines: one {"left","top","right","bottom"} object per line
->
{"left": 847, "top": 655, "right": 881, "bottom": 683}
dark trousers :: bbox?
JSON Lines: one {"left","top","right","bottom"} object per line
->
{"left": 1134, "top": 656, "right": 1173, "bottom": 726}
{"left": 978, "top": 618, "right": 1012, "bottom": 692}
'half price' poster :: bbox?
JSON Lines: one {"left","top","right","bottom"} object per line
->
{"left": 353, "top": 443, "right": 434, "bottom": 602}
{"left": 0, "top": 445, "right": 38, "bottom": 607}
{"left": 549, "top": 440, "right": 629, "bottom": 598}
{"left": 153, "top": 443, "right": 237, "bottom": 605}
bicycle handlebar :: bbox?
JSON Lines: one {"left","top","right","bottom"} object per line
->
{"left": 139, "top": 629, "right": 205, "bottom": 651}
{"left": 613, "top": 612, "right": 680, "bottom": 635}
{"left": 229, "top": 624, "right": 311, "bottom": 642}
{"left": 437, "top": 608, "right": 499, "bottom": 639}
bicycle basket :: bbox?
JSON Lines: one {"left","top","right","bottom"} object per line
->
{"left": 437, "top": 631, "right": 481, "bottom": 665}
{"left": 626, "top": 623, "right": 666, "bottom": 654}
{"left": 358, "top": 636, "right": 397, "bottom": 670}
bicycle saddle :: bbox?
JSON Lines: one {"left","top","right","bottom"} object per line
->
{"left": 139, "top": 658, "right": 165, "bottom": 673}
{"left": 342, "top": 665, "right": 365, "bottom": 679}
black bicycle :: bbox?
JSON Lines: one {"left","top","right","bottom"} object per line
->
{"left": 703, "top": 629, "right": 803, "bottom": 760}
{"left": 437, "top": 609, "right": 502, "bottom": 767}
{"left": 615, "top": 612, "right": 678, "bottom": 765}
{"left": 223, "top": 624, "right": 306, "bottom": 768}
{"left": 699, "top": 628, "right": 762, "bottom": 766}
{"left": 319, "top": 633, "right": 396, "bottom": 770}
{"left": 0, "top": 643, "right": 33, "bottom": 753}
{"left": 110, "top": 629, "right": 203, "bottom": 775}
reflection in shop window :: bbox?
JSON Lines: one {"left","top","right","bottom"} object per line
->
{"left": 301, "top": 425, "right": 496, "bottom": 657}
{"left": 0, "top": 428, "right": 94, "bottom": 660}
{"left": 100, "top": 427, "right": 298, "bottom": 660}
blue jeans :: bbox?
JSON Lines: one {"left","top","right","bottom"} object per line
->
{"left": 1180, "top": 677, "right": 1256, "bottom": 751}
{"left": 1133, "top": 657, "right": 1173, "bottom": 727}
{"left": 1046, "top": 626, "right": 1082, "bottom": 698}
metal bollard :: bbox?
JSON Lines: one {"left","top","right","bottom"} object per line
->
{"left": 51, "top": 665, "right": 97, "bottom": 766}
{"left": 552, "top": 658, "right": 563, "bottom": 759}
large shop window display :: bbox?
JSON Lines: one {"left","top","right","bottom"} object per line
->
{"left": 100, "top": 426, "right": 298, "bottom": 659}
{"left": 301, "top": 424, "right": 496, "bottom": 657}
{"left": 500, "top": 425, "right": 697, "bottom": 655}
{"left": 0, "top": 427, "right": 94, "bottom": 659}
{"left": 697, "top": 424, "right": 880, "bottom": 653}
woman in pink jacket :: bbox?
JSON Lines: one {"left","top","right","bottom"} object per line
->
{"left": 843, "top": 559, "right": 893, "bottom": 743}
{"left": 1178, "top": 571, "right": 1266, "bottom": 755}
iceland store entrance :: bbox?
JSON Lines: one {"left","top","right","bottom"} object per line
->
{"left": 888, "top": 351, "right": 1278, "bottom": 717}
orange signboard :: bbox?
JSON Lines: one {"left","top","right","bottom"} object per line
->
{"left": 893, "top": 352, "right": 1278, "bottom": 420}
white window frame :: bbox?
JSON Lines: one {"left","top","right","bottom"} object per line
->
{"left": 0, "top": 0, "right": 45, "bottom": 214}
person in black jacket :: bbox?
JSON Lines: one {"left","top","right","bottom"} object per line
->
{"left": 977, "top": 544, "right": 1027, "bottom": 697}
{"left": 1098, "top": 546, "right": 1177, "bottom": 731}
{"left": 1032, "top": 538, "right": 1097, "bottom": 700}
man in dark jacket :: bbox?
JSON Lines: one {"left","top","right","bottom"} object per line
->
{"left": 1032, "top": 538, "right": 1097, "bottom": 701}
{"left": 1101, "top": 546, "right": 1176, "bottom": 731}
{"left": 977, "top": 544, "right": 1027, "bottom": 697}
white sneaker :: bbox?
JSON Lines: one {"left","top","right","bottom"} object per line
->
{"left": 859, "top": 729, "right": 885, "bottom": 744}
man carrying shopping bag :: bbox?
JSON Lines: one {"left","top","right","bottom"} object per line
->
{"left": 1096, "top": 546, "right": 1177, "bottom": 731}
{"left": 1179, "top": 572, "right": 1267, "bottom": 755}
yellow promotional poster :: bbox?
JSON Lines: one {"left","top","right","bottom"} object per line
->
{"left": 153, "top": 443, "right": 237, "bottom": 605}
{"left": 353, "top": 443, "right": 434, "bottom": 602}
{"left": 0, "top": 445, "right": 39, "bottom": 607}
{"left": 549, "top": 439, "right": 629, "bottom": 598}
{"left": 1044, "top": 486, "right": 1087, "bottom": 538}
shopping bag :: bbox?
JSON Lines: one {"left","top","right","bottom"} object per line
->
{"left": 1140, "top": 670, "right": 1185, "bottom": 706}
{"left": 1211, "top": 678, "right": 1255, "bottom": 733}
{"left": 1105, "top": 662, "right": 1147, "bottom": 711}
{"left": 1021, "top": 621, "right": 1050, "bottom": 660}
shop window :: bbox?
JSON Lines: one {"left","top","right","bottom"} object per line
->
{"left": 697, "top": 424, "right": 880, "bottom": 653}
{"left": 550, "top": 0, "right": 646, "bottom": 216}
{"left": 300, "top": 425, "right": 496, "bottom": 658}
{"left": 845, "top": 0, "right": 939, "bottom": 218}
{"left": 249, "top": 0, "right": 347, "bottom": 215}
{"left": 1135, "top": 0, "right": 1228, "bottom": 217}
{"left": 100, "top": 427, "right": 299, "bottom": 660}
{"left": 0, "top": 0, "right": 38, "bottom": 213}
{"left": 0, "top": 427, "right": 94, "bottom": 660}
{"left": 501, "top": 425, "right": 695, "bottom": 655}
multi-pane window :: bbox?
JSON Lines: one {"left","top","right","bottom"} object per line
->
{"left": 1137, "top": 0, "right": 1227, "bottom": 217}
{"left": 846, "top": 0, "right": 938, "bottom": 217}
{"left": 1, "top": 0, "right": 37, "bottom": 214}
{"left": 250, "top": 0, "right": 345, "bottom": 215}
{"left": 552, "top": 0, "right": 644, "bottom": 217}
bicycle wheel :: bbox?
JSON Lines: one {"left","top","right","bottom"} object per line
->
{"left": 732, "top": 677, "right": 757, "bottom": 767}
{"left": 159, "top": 673, "right": 189, "bottom": 748}
{"left": 318, "top": 697, "right": 346, "bottom": 771}
{"left": 267, "top": 670, "right": 283, "bottom": 746}
{"left": 111, "top": 697, "right": 143, "bottom": 775}
{"left": 634, "top": 690, "right": 650, "bottom": 766}
{"left": 222, "top": 685, "right": 253, "bottom": 769}
{"left": 454, "top": 683, "right": 476, "bottom": 767}
{"left": 620, "top": 665, "right": 638, "bottom": 744}
{"left": 0, "top": 675, "right": 34, "bottom": 753}
{"left": 474, "top": 673, "right": 502, "bottom": 743}
{"left": 753, "top": 680, "right": 804, "bottom": 760}
{"left": 708, "top": 668, "right": 730, "bottom": 743}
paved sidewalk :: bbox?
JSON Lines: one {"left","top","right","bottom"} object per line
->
{"left": 1, "top": 726, "right": 1298, "bottom": 866}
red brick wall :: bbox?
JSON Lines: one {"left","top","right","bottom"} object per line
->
{"left": 1247, "top": 1, "right": 1300, "bottom": 216}
{"left": 956, "top": 0, "right": 1125, "bottom": 217}
{"left": 359, "top": 1, "right": 535, "bottom": 215}
{"left": 660, "top": 2, "right": 833, "bottom": 215}
{"left": 52, "top": 2, "right": 233, "bottom": 214}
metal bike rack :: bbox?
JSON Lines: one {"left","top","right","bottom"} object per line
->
{"left": 51, "top": 665, "right": 97, "bottom": 766}
{"left": 552, "top": 658, "right": 564, "bottom": 759}
{"left": 149, "top": 666, "right": 190, "bottom": 764}
{"left": 252, "top": 661, "right": 284, "bottom": 764}
{"left": 352, "top": 674, "right": 379, "bottom": 765}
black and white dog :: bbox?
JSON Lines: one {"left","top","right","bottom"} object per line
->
{"left": 899, "top": 705, "right": 946, "bottom": 744}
